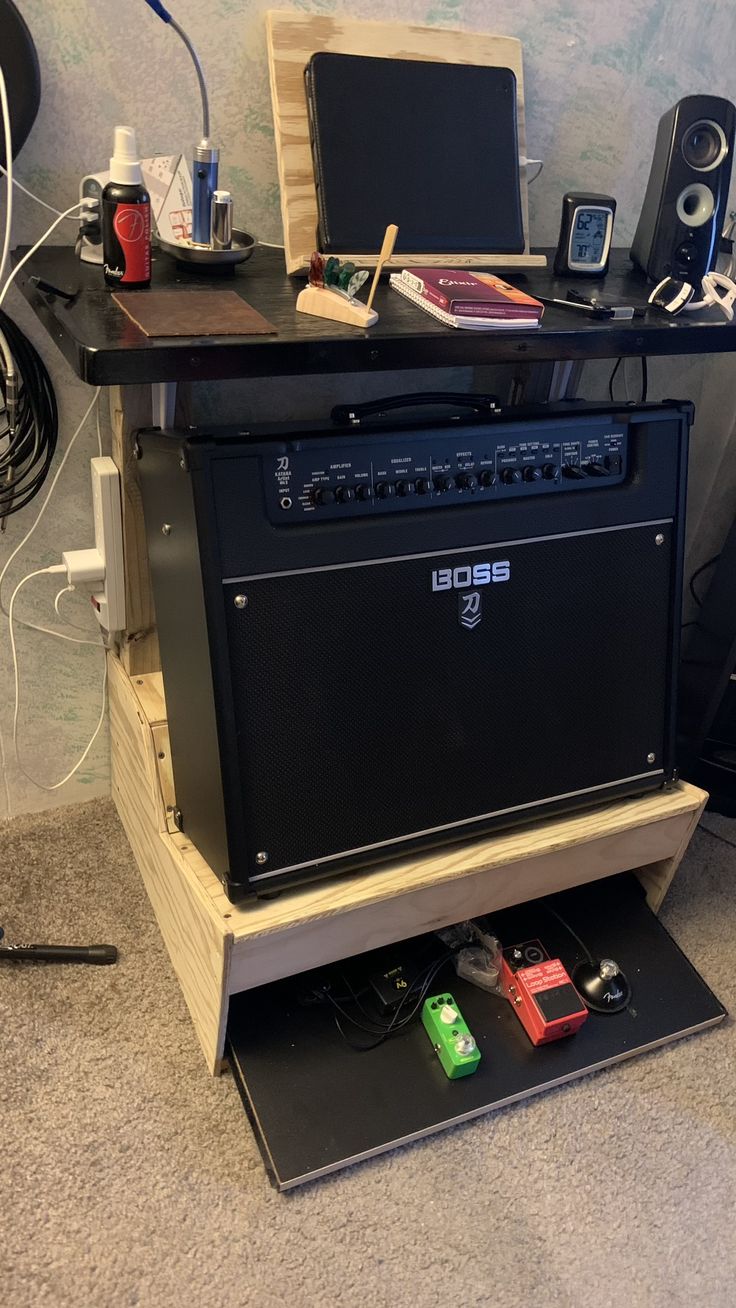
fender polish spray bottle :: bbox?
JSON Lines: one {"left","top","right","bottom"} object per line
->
{"left": 102, "top": 126, "right": 151, "bottom": 288}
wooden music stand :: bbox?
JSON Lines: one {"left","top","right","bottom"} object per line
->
{"left": 266, "top": 10, "right": 547, "bottom": 276}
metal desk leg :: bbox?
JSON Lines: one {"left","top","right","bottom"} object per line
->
{"left": 152, "top": 383, "right": 178, "bottom": 430}
{"left": 109, "top": 381, "right": 187, "bottom": 675}
{"left": 509, "top": 359, "right": 586, "bottom": 405}
{"left": 547, "top": 359, "right": 585, "bottom": 401}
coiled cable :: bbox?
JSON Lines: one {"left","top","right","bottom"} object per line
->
{"left": 0, "top": 307, "right": 58, "bottom": 526}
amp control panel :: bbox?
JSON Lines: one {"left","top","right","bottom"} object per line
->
{"left": 263, "top": 419, "right": 627, "bottom": 524}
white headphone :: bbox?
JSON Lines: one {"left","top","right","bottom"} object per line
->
{"left": 649, "top": 270, "right": 736, "bottom": 319}
{"left": 684, "top": 270, "right": 736, "bottom": 321}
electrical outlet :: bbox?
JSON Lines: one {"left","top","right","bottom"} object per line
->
{"left": 91, "top": 456, "right": 125, "bottom": 632}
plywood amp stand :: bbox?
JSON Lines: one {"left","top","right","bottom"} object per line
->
{"left": 105, "top": 385, "right": 707, "bottom": 1075}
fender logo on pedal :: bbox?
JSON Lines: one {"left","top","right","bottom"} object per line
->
{"left": 459, "top": 590, "right": 482, "bottom": 630}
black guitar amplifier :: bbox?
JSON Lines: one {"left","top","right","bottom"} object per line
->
{"left": 138, "top": 400, "right": 691, "bottom": 901}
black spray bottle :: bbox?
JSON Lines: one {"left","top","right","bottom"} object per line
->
{"left": 102, "top": 126, "right": 151, "bottom": 288}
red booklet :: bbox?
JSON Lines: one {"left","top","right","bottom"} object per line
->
{"left": 401, "top": 269, "right": 543, "bottom": 320}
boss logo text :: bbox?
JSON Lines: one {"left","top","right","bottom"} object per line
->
{"left": 431, "top": 561, "right": 510, "bottom": 591}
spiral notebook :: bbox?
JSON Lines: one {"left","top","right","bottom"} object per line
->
{"left": 389, "top": 275, "right": 540, "bottom": 330}
{"left": 304, "top": 52, "right": 524, "bottom": 255}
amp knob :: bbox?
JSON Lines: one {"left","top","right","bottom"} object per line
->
{"left": 355, "top": 484, "right": 372, "bottom": 501}
{"left": 456, "top": 472, "right": 478, "bottom": 491}
{"left": 415, "top": 477, "right": 431, "bottom": 495}
{"left": 500, "top": 468, "right": 522, "bottom": 485}
{"left": 313, "top": 486, "right": 336, "bottom": 506}
{"left": 396, "top": 480, "right": 415, "bottom": 497}
{"left": 542, "top": 463, "right": 558, "bottom": 480}
{"left": 375, "top": 481, "right": 395, "bottom": 499}
{"left": 434, "top": 474, "right": 453, "bottom": 493}
{"left": 335, "top": 485, "right": 355, "bottom": 503}
{"left": 522, "top": 466, "right": 542, "bottom": 482}
{"left": 478, "top": 470, "right": 497, "bottom": 488}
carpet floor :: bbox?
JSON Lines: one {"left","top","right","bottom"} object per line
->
{"left": 1, "top": 798, "right": 735, "bottom": 1308}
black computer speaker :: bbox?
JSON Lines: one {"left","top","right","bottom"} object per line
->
{"left": 631, "top": 95, "right": 735, "bottom": 284}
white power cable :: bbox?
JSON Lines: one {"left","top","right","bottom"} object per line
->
{"left": 0, "top": 388, "right": 101, "bottom": 815}
{"left": 0, "top": 163, "right": 80, "bottom": 220}
{"left": 0, "top": 72, "right": 106, "bottom": 815}
{"left": 54, "top": 583, "right": 74, "bottom": 618}
{"left": 0, "top": 392, "right": 103, "bottom": 641}
{"left": 0, "top": 95, "right": 87, "bottom": 423}
{"left": 95, "top": 396, "right": 103, "bottom": 456}
{"left": 0, "top": 65, "right": 15, "bottom": 421}
{"left": 8, "top": 565, "right": 107, "bottom": 794}
{"left": 51, "top": 584, "right": 98, "bottom": 638}
{"left": 11, "top": 620, "right": 101, "bottom": 647}
{"left": 0, "top": 65, "right": 13, "bottom": 291}
{"left": 0, "top": 199, "right": 89, "bottom": 315}
{"left": 0, "top": 65, "right": 15, "bottom": 814}
{"left": 0, "top": 388, "right": 101, "bottom": 608}
{"left": 1, "top": 389, "right": 105, "bottom": 641}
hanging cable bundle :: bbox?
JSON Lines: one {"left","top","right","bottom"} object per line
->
{"left": 0, "top": 307, "right": 58, "bottom": 527}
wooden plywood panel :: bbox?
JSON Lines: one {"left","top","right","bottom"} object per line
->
{"left": 225, "top": 808, "right": 699, "bottom": 997}
{"left": 109, "top": 656, "right": 231, "bottom": 1074}
{"left": 221, "top": 785, "right": 705, "bottom": 941}
{"left": 266, "top": 10, "right": 547, "bottom": 274}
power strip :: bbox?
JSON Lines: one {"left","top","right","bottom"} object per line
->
{"left": 91, "top": 456, "right": 125, "bottom": 632}
{"left": 62, "top": 457, "right": 125, "bottom": 633}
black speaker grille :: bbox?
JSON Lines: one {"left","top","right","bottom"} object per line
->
{"left": 222, "top": 524, "right": 672, "bottom": 875}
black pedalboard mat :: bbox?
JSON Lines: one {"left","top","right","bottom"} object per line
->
{"left": 226, "top": 874, "right": 725, "bottom": 1189}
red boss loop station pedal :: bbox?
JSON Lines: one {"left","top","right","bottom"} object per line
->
{"left": 501, "top": 939, "right": 588, "bottom": 1045}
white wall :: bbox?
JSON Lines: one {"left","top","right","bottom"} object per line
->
{"left": 2, "top": 0, "right": 736, "bottom": 816}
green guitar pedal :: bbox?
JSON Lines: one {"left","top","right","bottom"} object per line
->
{"left": 422, "top": 993, "right": 481, "bottom": 1079}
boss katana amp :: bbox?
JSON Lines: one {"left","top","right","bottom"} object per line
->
{"left": 138, "top": 399, "right": 691, "bottom": 901}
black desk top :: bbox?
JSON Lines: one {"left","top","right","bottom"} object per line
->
{"left": 13, "top": 245, "right": 736, "bottom": 385}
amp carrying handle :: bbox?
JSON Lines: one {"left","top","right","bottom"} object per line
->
{"left": 330, "top": 391, "right": 500, "bottom": 426}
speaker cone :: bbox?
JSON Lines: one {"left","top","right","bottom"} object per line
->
{"left": 676, "top": 183, "right": 715, "bottom": 227}
{"left": 681, "top": 119, "right": 728, "bottom": 171}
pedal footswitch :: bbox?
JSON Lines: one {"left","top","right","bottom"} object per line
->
{"left": 501, "top": 940, "right": 588, "bottom": 1046}
{"left": 422, "top": 993, "right": 481, "bottom": 1079}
